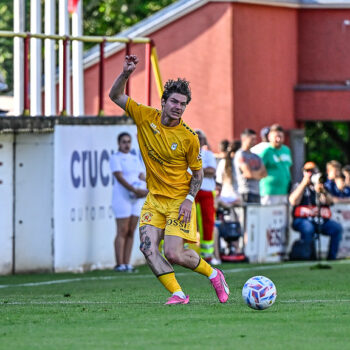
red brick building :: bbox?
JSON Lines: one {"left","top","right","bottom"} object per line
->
{"left": 83, "top": 0, "right": 350, "bottom": 154}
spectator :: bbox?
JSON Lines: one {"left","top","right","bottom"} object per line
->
{"left": 289, "top": 161, "right": 342, "bottom": 260}
{"left": 343, "top": 165, "right": 350, "bottom": 187}
{"left": 110, "top": 132, "right": 148, "bottom": 272}
{"left": 215, "top": 139, "right": 230, "bottom": 160}
{"left": 332, "top": 173, "right": 350, "bottom": 203}
{"left": 234, "top": 128, "right": 267, "bottom": 204}
{"left": 324, "top": 160, "right": 342, "bottom": 195}
{"left": 251, "top": 126, "right": 270, "bottom": 155}
{"left": 216, "top": 140, "right": 241, "bottom": 204}
{"left": 258, "top": 124, "right": 293, "bottom": 205}
{"left": 194, "top": 129, "right": 217, "bottom": 262}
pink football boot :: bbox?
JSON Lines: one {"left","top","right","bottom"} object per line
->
{"left": 165, "top": 295, "right": 190, "bottom": 305}
{"left": 210, "top": 269, "right": 230, "bottom": 303}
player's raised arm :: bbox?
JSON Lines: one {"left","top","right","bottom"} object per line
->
{"left": 109, "top": 55, "right": 139, "bottom": 110}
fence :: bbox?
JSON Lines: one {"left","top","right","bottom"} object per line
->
{"left": 0, "top": 30, "right": 163, "bottom": 116}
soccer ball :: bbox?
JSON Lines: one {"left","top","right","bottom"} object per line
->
{"left": 242, "top": 276, "right": 277, "bottom": 310}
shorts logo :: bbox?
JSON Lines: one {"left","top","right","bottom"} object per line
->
{"left": 171, "top": 143, "right": 178, "bottom": 150}
{"left": 166, "top": 219, "right": 189, "bottom": 233}
{"left": 141, "top": 212, "right": 153, "bottom": 223}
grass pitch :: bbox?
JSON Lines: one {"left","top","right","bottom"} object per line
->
{"left": 1, "top": 260, "right": 350, "bottom": 350}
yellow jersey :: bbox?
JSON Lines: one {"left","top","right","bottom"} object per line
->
{"left": 125, "top": 97, "right": 202, "bottom": 199}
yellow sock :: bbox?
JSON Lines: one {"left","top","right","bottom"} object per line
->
{"left": 193, "top": 258, "right": 214, "bottom": 277}
{"left": 157, "top": 272, "right": 182, "bottom": 293}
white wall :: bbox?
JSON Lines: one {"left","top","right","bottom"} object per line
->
{"left": 14, "top": 134, "right": 54, "bottom": 272}
{"left": 0, "top": 134, "right": 14, "bottom": 274}
{"left": 0, "top": 125, "right": 146, "bottom": 275}
{"left": 53, "top": 125, "right": 145, "bottom": 272}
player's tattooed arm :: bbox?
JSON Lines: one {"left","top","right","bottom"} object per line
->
{"left": 189, "top": 168, "right": 204, "bottom": 198}
{"left": 178, "top": 168, "right": 203, "bottom": 224}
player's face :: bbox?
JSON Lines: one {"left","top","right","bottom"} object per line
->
{"left": 118, "top": 135, "right": 131, "bottom": 153}
{"left": 162, "top": 93, "right": 187, "bottom": 120}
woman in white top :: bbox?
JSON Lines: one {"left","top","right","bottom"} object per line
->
{"left": 216, "top": 140, "right": 241, "bottom": 205}
{"left": 110, "top": 132, "right": 148, "bottom": 272}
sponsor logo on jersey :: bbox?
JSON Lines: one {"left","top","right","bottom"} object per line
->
{"left": 171, "top": 143, "right": 178, "bottom": 150}
{"left": 148, "top": 149, "right": 164, "bottom": 165}
{"left": 149, "top": 122, "right": 160, "bottom": 135}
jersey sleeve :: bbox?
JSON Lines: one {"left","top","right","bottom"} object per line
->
{"left": 110, "top": 154, "right": 122, "bottom": 173}
{"left": 186, "top": 135, "right": 202, "bottom": 171}
{"left": 125, "top": 97, "right": 154, "bottom": 126}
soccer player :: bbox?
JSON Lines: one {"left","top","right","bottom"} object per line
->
{"left": 109, "top": 55, "right": 229, "bottom": 305}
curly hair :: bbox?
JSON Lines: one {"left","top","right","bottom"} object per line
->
{"left": 161, "top": 78, "right": 192, "bottom": 104}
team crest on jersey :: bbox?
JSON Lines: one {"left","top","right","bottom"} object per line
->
{"left": 141, "top": 212, "right": 153, "bottom": 223}
{"left": 171, "top": 143, "right": 178, "bottom": 150}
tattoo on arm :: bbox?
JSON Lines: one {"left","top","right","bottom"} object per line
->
{"left": 189, "top": 169, "right": 203, "bottom": 197}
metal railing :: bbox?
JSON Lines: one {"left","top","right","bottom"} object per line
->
{"left": 0, "top": 30, "right": 163, "bottom": 116}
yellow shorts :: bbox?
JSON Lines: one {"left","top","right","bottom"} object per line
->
{"left": 139, "top": 193, "right": 198, "bottom": 243}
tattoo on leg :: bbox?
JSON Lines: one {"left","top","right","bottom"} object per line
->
{"left": 140, "top": 226, "right": 147, "bottom": 237}
{"left": 140, "top": 235, "right": 152, "bottom": 258}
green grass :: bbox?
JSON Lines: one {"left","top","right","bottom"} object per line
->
{"left": 1, "top": 261, "right": 350, "bottom": 350}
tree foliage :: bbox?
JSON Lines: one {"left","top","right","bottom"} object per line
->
{"left": 305, "top": 122, "right": 350, "bottom": 171}
{"left": 0, "top": 0, "right": 177, "bottom": 92}
{"left": 0, "top": 1, "right": 15, "bottom": 92}
{"left": 83, "top": 0, "right": 176, "bottom": 38}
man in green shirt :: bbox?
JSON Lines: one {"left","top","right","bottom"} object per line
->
{"left": 257, "top": 124, "right": 293, "bottom": 205}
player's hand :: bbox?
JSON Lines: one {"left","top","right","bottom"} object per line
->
{"left": 123, "top": 55, "right": 139, "bottom": 76}
{"left": 133, "top": 188, "right": 148, "bottom": 198}
{"left": 178, "top": 199, "right": 193, "bottom": 224}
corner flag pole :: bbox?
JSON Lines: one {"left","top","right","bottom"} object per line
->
{"left": 150, "top": 44, "right": 163, "bottom": 98}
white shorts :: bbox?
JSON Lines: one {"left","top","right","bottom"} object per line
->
{"left": 112, "top": 194, "right": 145, "bottom": 219}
